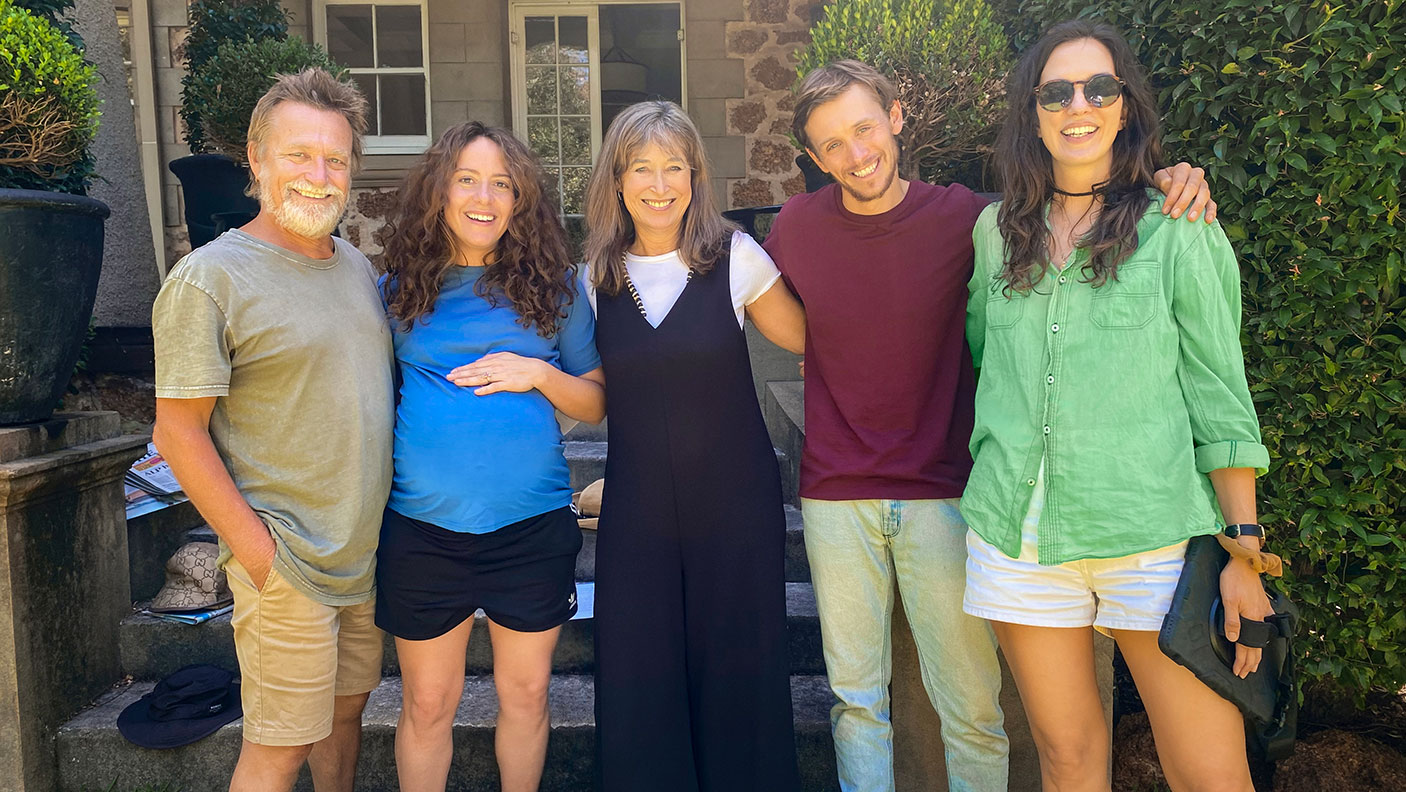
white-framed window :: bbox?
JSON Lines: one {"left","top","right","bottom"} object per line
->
{"left": 509, "top": 0, "right": 687, "bottom": 220}
{"left": 314, "top": 0, "right": 431, "bottom": 154}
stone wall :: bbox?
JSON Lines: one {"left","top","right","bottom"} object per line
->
{"left": 723, "top": 0, "right": 819, "bottom": 209}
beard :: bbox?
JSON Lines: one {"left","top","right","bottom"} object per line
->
{"left": 834, "top": 156, "right": 899, "bottom": 205}
{"left": 259, "top": 178, "right": 348, "bottom": 239}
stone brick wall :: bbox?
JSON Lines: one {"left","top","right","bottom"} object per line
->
{"left": 723, "top": 0, "right": 821, "bottom": 209}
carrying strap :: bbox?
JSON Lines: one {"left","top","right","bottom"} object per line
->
{"left": 1215, "top": 533, "right": 1283, "bottom": 577}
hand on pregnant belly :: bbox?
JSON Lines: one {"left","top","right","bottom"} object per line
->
{"left": 447, "top": 351, "right": 548, "bottom": 396}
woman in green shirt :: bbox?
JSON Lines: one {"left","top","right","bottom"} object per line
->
{"left": 962, "top": 20, "right": 1279, "bottom": 790}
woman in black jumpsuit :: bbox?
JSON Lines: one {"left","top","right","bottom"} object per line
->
{"left": 582, "top": 101, "right": 807, "bottom": 791}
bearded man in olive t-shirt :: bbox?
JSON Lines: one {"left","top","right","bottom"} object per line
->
{"left": 152, "top": 70, "right": 393, "bottom": 792}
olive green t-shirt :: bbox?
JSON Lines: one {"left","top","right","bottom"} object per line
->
{"left": 153, "top": 229, "right": 394, "bottom": 606}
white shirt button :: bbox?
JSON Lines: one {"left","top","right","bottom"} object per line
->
{"left": 1027, "top": 478, "right": 1036, "bottom": 486}
{"left": 1044, "top": 425, "right": 1051, "bottom": 434}
{"left": 1051, "top": 323, "right": 1060, "bottom": 333}
{"left": 1047, "top": 375, "right": 1055, "bottom": 384}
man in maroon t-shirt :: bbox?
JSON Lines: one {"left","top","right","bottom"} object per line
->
{"left": 763, "top": 60, "right": 1215, "bottom": 792}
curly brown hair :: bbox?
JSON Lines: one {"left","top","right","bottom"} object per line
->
{"left": 380, "top": 122, "right": 575, "bottom": 336}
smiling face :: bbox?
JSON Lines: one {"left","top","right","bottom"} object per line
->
{"left": 619, "top": 140, "right": 693, "bottom": 250}
{"left": 1036, "top": 38, "right": 1124, "bottom": 183}
{"left": 443, "top": 137, "right": 516, "bottom": 267}
{"left": 248, "top": 101, "right": 353, "bottom": 241}
{"left": 803, "top": 84, "right": 905, "bottom": 213}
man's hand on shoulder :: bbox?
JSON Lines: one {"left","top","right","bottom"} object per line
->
{"left": 1153, "top": 162, "right": 1217, "bottom": 224}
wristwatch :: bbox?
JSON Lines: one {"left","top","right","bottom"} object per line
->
{"left": 1222, "top": 523, "right": 1265, "bottom": 542}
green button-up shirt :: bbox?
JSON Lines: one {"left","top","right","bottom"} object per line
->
{"left": 962, "top": 196, "right": 1269, "bottom": 565}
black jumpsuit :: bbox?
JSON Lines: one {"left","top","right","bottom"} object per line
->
{"left": 593, "top": 252, "right": 800, "bottom": 791}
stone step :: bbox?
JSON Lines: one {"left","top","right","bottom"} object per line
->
{"left": 55, "top": 674, "right": 840, "bottom": 792}
{"left": 565, "top": 440, "right": 800, "bottom": 519}
{"left": 120, "top": 583, "right": 825, "bottom": 681}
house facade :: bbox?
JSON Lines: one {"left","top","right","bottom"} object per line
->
{"left": 118, "top": 0, "right": 827, "bottom": 269}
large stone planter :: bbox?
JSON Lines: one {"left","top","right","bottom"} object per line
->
{"left": 0, "top": 189, "right": 110, "bottom": 425}
{"left": 168, "top": 153, "right": 259, "bottom": 250}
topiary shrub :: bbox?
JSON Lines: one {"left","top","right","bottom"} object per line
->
{"left": 0, "top": 0, "right": 98, "bottom": 194}
{"left": 182, "top": 37, "right": 345, "bottom": 163}
{"left": 797, "top": 0, "right": 1011, "bottom": 185}
{"left": 1016, "top": 0, "right": 1405, "bottom": 698}
{"left": 179, "top": 0, "right": 290, "bottom": 154}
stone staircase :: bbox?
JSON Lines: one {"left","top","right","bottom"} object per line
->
{"left": 53, "top": 436, "right": 843, "bottom": 792}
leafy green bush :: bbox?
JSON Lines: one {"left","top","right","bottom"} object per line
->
{"left": 796, "top": 0, "right": 1011, "bottom": 185}
{"left": 1016, "top": 0, "right": 1405, "bottom": 696}
{"left": 182, "top": 37, "right": 345, "bottom": 162}
{"left": 0, "top": 0, "right": 98, "bottom": 194}
{"left": 179, "top": 0, "right": 290, "bottom": 153}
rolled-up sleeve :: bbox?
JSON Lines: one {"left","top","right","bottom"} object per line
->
{"left": 152, "top": 275, "right": 234, "bottom": 399}
{"left": 1171, "top": 223, "right": 1270, "bottom": 475}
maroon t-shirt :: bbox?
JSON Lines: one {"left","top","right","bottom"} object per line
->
{"left": 763, "top": 180, "right": 989, "bottom": 501}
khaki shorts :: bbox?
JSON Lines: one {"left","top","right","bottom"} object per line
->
{"left": 225, "top": 557, "right": 383, "bottom": 746}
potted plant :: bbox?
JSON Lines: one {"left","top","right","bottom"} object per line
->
{"left": 0, "top": 0, "right": 107, "bottom": 425}
{"left": 795, "top": 0, "right": 1010, "bottom": 189}
{"left": 170, "top": 0, "right": 334, "bottom": 249}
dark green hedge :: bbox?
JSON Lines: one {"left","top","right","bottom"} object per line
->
{"left": 1014, "top": 0, "right": 1405, "bottom": 695}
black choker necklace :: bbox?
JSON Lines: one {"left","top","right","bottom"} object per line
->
{"left": 1053, "top": 181, "right": 1107, "bottom": 198}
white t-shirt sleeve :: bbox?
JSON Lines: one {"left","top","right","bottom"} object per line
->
{"left": 578, "top": 264, "right": 598, "bottom": 317}
{"left": 729, "top": 230, "right": 783, "bottom": 325}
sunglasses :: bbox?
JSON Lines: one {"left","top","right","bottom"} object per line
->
{"left": 1033, "top": 74, "right": 1126, "bottom": 112}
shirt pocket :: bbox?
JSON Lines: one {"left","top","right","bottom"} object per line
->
{"left": 1091, "top": 262, "right": 1161, "bottom": 329}
{"left": 985, "top": 291, "right": 1026, "bottom": 329}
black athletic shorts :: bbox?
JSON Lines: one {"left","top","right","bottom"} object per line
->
{"left": 374, "top": 506, "right": 582, "bottom": 639}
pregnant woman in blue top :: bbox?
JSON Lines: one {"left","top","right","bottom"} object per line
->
{"left": 376, "top": 122, "right": 605, "bottom": 792}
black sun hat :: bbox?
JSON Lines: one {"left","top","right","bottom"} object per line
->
{"left": 117, "top": 664, "right": 242, "bottom": 749}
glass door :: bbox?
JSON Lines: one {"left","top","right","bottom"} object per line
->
{"left": 511, "top": 8, "right": 601, "bottom": 223}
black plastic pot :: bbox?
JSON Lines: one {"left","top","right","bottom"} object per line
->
{"left": 168, "top": 154, "right": 259, "bottom": 250}
{"left": 0, "top": 188, "right": 110, "bottom": 425}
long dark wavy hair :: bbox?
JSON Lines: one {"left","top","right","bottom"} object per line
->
{"left": 583, "top": 101, "right": 737, "bottom": 297}
{"left": 994, "top": 20, "right": 1164, "bottom": 294}
{"left": 380, "top": 122, "right": 574, "bottom": 337}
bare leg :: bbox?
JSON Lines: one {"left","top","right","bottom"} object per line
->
{"left": 230, "top": 741, "right": 313, "bottom": 792}
{"left": 1114, "top": 630, "right": 1254, "bottom": 792}
{"left": 487, "top": 619, "right": 561, "bottom": 792}
{"left": 395, "top": 618, "right": 474, "bottom": 792}
{"left": 305, "top": 691, "right": 370, "bottom": 792}
{"left": 991, "top": 621, "right": 1111, "bottom": 792}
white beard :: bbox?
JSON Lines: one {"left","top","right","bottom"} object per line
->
{"left": 260, "top": 178, "right": 348, "bottom": 239}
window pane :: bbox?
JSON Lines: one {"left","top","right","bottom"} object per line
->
{"left": 376, "top": 5, "right": 422, "bottom": 67}
{"left": 379, "top": 74, "right": 426, "bottom": 135}
{"left": 562, "top": 167, "right": 590, "bottom": 214}
{"left": 526, "top": 66, "right": 557, "bottom": 114}
{"left": 544, "top": 168, "right": 563, "bottom": 210}
{"left": 561, "top": 116, "right": 590, "bottom": 165}
{"left": 525, "top": 17, "right": 555, "bottom": 64}
{"left": 350, "top": 73, "right": 378, "bottom": 134}
{"left": 528, "top": 117, "right": 559, "bottom": 165}
{"left": 558, "top": 16, "right": 588, "bottom": 64}
{"left": 326, "top": 5, "right": 374, "bottom": 68}
{"left": 559, "top": 66, "right": 589, "bottom": 115}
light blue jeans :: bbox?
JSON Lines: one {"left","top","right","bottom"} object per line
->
{"left": 802, "top": 497, "right": 1008, "bottom": 792}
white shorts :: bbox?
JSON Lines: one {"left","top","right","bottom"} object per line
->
{"left": 962, "top": 466, "right": 1187, "bottom": 634}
